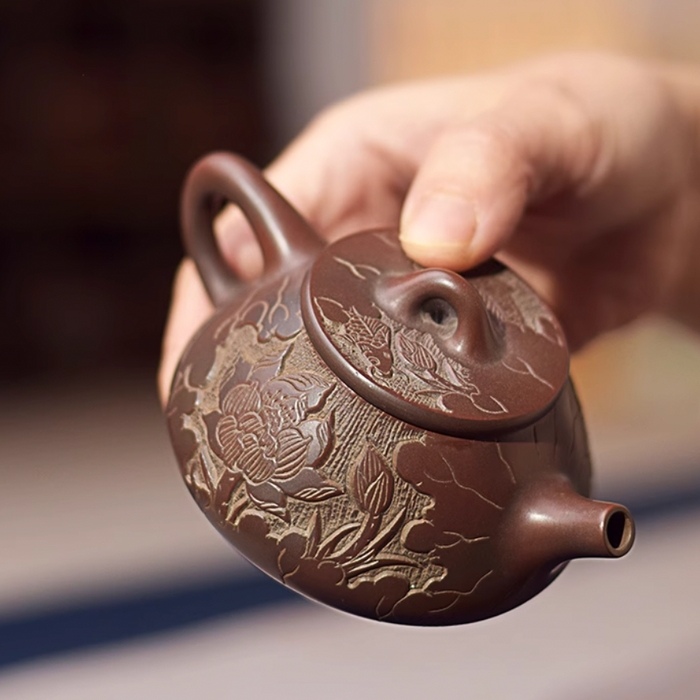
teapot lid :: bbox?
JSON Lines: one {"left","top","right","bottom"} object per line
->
{"left": 301, "top": 230, "right": 569, "bottom": 437}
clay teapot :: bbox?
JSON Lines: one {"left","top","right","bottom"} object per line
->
{"left": 166, "top": 152, "right": 635, "bottom": 626}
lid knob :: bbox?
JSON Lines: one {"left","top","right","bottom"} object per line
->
{"left": 376, "top": 269, "right": 504, "bottom": 366}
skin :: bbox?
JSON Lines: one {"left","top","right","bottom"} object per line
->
{"left": 158, "top": 52, "right": 700, "bottom": 404}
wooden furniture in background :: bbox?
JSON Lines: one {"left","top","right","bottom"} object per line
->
{"left": 0, "top": 0, "right": 270, "bottom": 382}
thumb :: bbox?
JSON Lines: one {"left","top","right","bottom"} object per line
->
{"left": 399, "top": 82, "right": 600, "bottom": 269}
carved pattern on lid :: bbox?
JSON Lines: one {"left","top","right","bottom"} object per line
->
{"left": 303, "top": 230, "right": 569, "bottom": 436}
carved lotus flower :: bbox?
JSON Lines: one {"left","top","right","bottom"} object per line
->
{"left": 211, "top": 374, "right": 340, "bottom": 521}
{"left": 348, "top": 443, "right": 394, "bottom": 516}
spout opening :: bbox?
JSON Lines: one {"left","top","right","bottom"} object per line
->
{"left": 604, "top": 508, "right": 635, "bottom": 556}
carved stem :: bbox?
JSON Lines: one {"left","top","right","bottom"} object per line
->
{"left": 330, "top": 513, "right": 380, "bottom": 563}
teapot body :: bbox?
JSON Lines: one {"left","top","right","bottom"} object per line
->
{"left": 166, "top": 153, "right": 634, "bottom": 626}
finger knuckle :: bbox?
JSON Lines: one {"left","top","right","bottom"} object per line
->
{"left": 459, "top": 119, "right": 523, "bottom": 162}
{"left": 451, "top": 120, "right": 534, "bottom": 194}
{"left": 536, "top": 79, "right": 605, "bottom": 187}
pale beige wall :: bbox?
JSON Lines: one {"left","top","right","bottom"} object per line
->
{"left": 367, "top": 0, "right": 657, "bottom": 83}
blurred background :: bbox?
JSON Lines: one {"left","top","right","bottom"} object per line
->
{"left": 1, "top": 0, "right": 699, "bottom": 698}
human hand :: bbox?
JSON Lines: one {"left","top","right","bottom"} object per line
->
{"left": 159, "top": 52, "right": 700, "bottom": 403}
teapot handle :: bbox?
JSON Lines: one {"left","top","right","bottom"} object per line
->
{"left": 180, "top": 152, "right": 323, "bottom": 307}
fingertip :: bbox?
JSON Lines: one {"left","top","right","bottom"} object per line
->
{"left": 400, "top": 192, "right": 479, "bottom": 270}
{"left": 399, "top": 237, "right": 475, "bottom": 270}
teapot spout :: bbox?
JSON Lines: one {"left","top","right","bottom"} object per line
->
{"left": 504, "top": 478, "right": 635, "bottom": 577}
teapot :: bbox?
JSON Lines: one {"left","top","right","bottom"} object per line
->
{"left": 166, "top": 152, "right": 635, "bottom": 626}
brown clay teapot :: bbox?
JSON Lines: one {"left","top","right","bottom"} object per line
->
{"left": 166, "top": 152, "right": 635, "bottom": 626}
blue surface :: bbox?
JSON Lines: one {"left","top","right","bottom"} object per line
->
{"left": 0, "top": 573, "right": 299, "bottom": 670}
